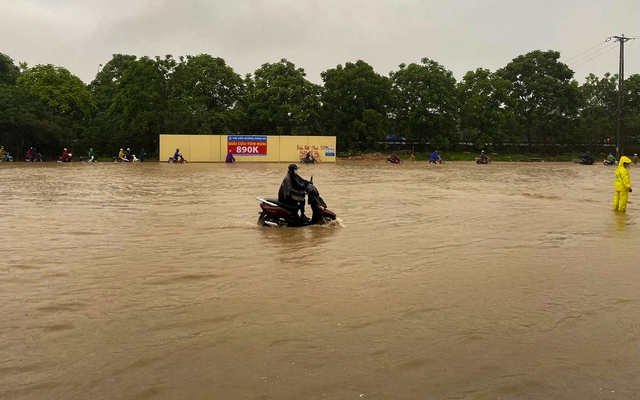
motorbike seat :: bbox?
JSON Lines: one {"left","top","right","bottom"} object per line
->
{"left": 265, "top": 198, "right": 300, "bottom": 214}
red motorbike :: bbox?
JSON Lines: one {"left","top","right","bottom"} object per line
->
{"left": 257, "top": 177, "right": 337, "bottom": 227}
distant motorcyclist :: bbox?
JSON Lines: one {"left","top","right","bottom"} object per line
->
{"left": 580, "top": 151, "right": 595, "bottom": 165}
{"left": 225, "top": 150, "right": 235, "bottom": 163}
{"left": 303, "top": 151, "right": 316, "bottom": 163}
{"left": 479, "top": 150, "right": 489, "bottom": 163}
{"left": 28, "top": 147, "right": 42, "bottom": 162}
{"left": 118, "top": 148, "right": 126, "bottom": 161}
{"left": 430, "top": 150, "right": 442, "bottom": 163}
{"left": 125, "top": 148, "right": 133, "bottom": 161}
{"left": 278, "top": 163, "right": 309, "bottom": 220}
{"left": 0, "top": 146, "right": 6, "bottom": 160}
{"left": 388, "top": 152, "right": 401, "bottom": 164}
{"left": 61, "top": 148, "right": 72, "bottom": 162}
{"left": 173, "top": 148, "right": 180, "bottom": 162}
{"left": 88, "top": 147, "right": 95, "bottom": 162}
{"left": 606, "top": 153, "right": 617, "bottom": 165}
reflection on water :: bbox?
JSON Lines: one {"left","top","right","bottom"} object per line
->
{"left": 613, "top": 211, "right": 630, "bottom": 232}
{"left": 1, "top": 161, "right": 639, "bottom": 399}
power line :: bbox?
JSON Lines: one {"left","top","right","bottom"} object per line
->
{"left": 563, "top": 41, "right": 609, "bottom": 63}
{"left": 569, "top": 45, "right": 618, "bottom": 68}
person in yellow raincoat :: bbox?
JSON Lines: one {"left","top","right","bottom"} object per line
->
{"left": 613, "top": 156, "right": 633, "bottom": 211}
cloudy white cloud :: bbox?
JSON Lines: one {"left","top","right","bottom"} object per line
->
{"left": 1, "top": 0, "right": 638, "bottom": 84}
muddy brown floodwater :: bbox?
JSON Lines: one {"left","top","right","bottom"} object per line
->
{"left": 1, "top": 161, "right": 639, "bottom": 399}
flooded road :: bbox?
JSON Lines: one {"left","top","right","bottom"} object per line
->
{"left": 1, "top": 161, "right": 639, "bottom": 399}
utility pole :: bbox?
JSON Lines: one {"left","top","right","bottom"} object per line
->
{"left": 610, "top": 34, "right": 633, "bottom": 158}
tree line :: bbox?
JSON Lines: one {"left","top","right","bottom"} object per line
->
{"left": 0, "top": 50, "right": 639, "bottom": 159}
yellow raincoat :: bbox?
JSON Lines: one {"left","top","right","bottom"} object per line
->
{"left": 613, "top": 156, "right": 632, "bottom": 211}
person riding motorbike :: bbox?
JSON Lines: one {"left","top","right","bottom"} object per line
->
{"left": 125, "top": 148, "right": 133, "bottom": 161}
{"left": 173, "top": 149, "right": 180, "bottom": 162}
{"left": 0, "top": 146, "right": 6, "bottom": 160}
{"left": 226, "top": 150, "right": 235, "bottom": 163}
{"left": 88, "top": 147, "right": 95, "bottom": 162}
{"left": 278, "top": 163, "right": 310, "bottom": 220}
{"left": 479, "top": 150, "right": 489, "bottom": 163}
{"left": 61, "top": 148, "right": 72, "bottom": 162}
{"left": 430, "top": 150, "right": 442, "bottom": 163}
{"left": 118, "top": 148, "right": 126, "bottom": 161}
{"left": 605, "top": 153, "right": 617, "bottom": 165}
{"left": 303, "top": 151, "right": 316, "bottom": 163}
{"left": 31, "top": 148, "right": 42, "bottom": 162}
{"left": 388, "top": 152, "right": 401, "bottom": 164}
{"left": 580, "top": 151, "right": 595, "bottom": 165}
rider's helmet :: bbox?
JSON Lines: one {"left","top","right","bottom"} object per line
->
{"left": 120, "top": 148, "right": 123, "bottom": 151}
{"left": 481, "top": 150, "right": 485, "bottom": 153}
{"left": 288, "top": 163, "right": 298, "bottom": 173}
{"left": 63, "top": 148, "right": 67, "bottom": 151}
{"left": 127, "top": 148, "right": 130, "bottom": 151}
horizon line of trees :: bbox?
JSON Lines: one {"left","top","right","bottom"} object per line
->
{"left": 0, "top": 50, "right": 639, "bottom": 159}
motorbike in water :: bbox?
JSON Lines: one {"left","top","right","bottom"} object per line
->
{"left": 429, "top": 158, "right": 444, "bottom": 164}
{"left": 475, "top": 157, "right": 491, "bottom": 164}
{"left": 113, "top": 155, "right": 139, "bottom": 162}
{"left": 579, "top": 158, "right": 595, "bottom": 165}
{"left": 603, "top": 159, "right": 617, "bottom": 166}
{"left": 300, "top": 155, "right": 317, "bottom": 164}
{"left": 168, "top": 155, "right": 188, "bottom": 164}
{"left": 256, "top": 176, "right": 337, "bottom": 227}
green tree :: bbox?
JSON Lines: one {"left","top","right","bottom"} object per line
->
{"left": 0, "top": 85, "right": 65, "bottom": 157}
{"left": 457, "top": 68, "right": 517, "bottom": 150}
{"left": 623, "top": 74, "right": 640, "bottom": 148}
{"left": 18, "top": 64, "right": 95, "bottom": 119}
{"left": 497, "top": 50, "right": 583, "bottom": 148}
{"left": 242, "top": 59, "right": 322, "bottom": 136}
{"left": 389, "top": 58, "right": 458, "bottom": 149}
{"left": 321, "top": 60, "right": 391, "bottom": 151}
{"left": 578, "top": 73, "right": 617, "bottom": 145}
{"left": 16, "top": 64, "right": 95, "bottom": 154}
{"left": 87, "top": 54, "right": 138, "bottom": 154}
{"left": 110, "top": 56, "right": 169, "bottom": 151}
{"left": 0, "top": 53, "right": 21, "bottom": 85}
{"left": 167, "top": 54, "right": 245, "bottom": 135}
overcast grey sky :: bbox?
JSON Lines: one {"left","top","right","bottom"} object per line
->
{"left": 1, "top": 0, "right": 638, "bottom": 84}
